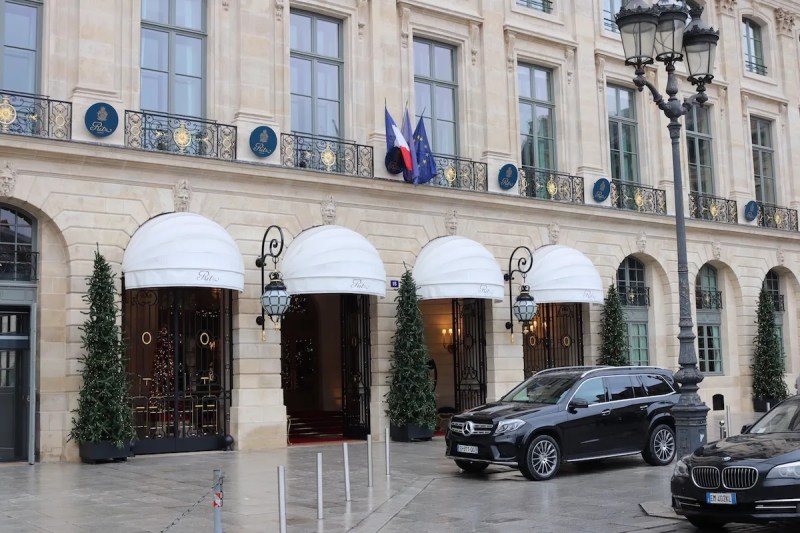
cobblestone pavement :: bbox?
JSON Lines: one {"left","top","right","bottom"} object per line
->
{"left": 0, "top": 437, "right": 797, "bottom": 532}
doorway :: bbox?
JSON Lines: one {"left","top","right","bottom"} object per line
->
{"left": 523, "top": 303, "right": 584, "bottom": 376}
{"left": 0, "top": 308, "right": 29, "bottom": 461}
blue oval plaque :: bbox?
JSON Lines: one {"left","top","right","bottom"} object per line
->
{"left": 498, "top": 163, "right": 518, "bottom": 190}
{"left": 593, "top": 178, "right": 611, "bottom": 202}
{"left": 249, "top": 126, "right": 277, "bottom": 158}
{"left": 744, "top": 200, "right": 759, "bottom": 222}
{"left": 84, "top": 102, "right": 118, "bottom": 138}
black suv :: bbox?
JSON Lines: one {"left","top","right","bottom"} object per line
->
{"left": 446, "top": 366, "right": 679, "bottom": 481}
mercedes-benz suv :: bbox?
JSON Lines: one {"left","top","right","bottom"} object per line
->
{"left": 445, "top": 366, "right": 680, "bottom": 481}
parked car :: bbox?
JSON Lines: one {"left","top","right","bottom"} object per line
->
{"left": 445, "top": 365, "right": 679, "bottom": 480}
{"left": 671, "top": 395, "right": 800, "bottom": 528}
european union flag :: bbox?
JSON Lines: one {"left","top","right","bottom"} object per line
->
{"left": 412, "top": 117, "right": 436, "bottom": 185}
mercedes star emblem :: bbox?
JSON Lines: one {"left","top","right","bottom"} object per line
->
{"left": 463, "top": 421, "right": 475, "bottom": 436}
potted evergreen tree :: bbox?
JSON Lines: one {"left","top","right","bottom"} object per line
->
{"left": 598, "top": 285, "right": 629, "bottom": 366}
{"left": 751, "top": 288, "right": 789, "bottom": 412}
{"left": 70, "top": 250, "right": 135, "bottom": 463}
{"left": 386, "top": 270, "right": 436, "bottom": 441}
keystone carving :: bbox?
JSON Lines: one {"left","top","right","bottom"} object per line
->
{"left": 321, "top": 195, "right": 336, "bottom": 225}
{"left": 0, "top": 161, "right": 17, "bottom": 197}
{"left": 173, "top": 179, "right": 191, "bottom": 212}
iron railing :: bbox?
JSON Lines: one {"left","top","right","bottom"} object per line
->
{"left": 695, "top": 289, "right": 723, "bottom": 310}
{"left": 688, "top": 193, "right": 738, "bottom": 223}
{"left": 0, "top": 250, "right": 38, "bottom": 282}
{"left": 611, "top": 180, "right": 667, "bottom": 215}
{"left": 519, "top": 167, "right": 584, "bottom": 204}
{"left": 125, "top": 110, "right": 237, "bottom": 160}
{"left": 604, "top": 18, "right": 618, "bottom": 32}
{"left": 280, "top": 133, "right": 373, "bottom": 177}
{"left": 745, "top": 60, "right": 767, "bottom": 75}
{"left": 0, "top": 90, "right": 71, "bottom": 140}
{"left": 757, "top": 202, "right": 798, "bottom": 231}
{"left": 516, "top": 0, "right": 552, "bottom": 13}
{"left": 770, "top": 294, "right": 785, "bottom": 312}
{"left": 429, "top": 154, "right": 488, "bottom": 192}
{"left": 620, "top": 286, "right": 650, "bottom": 307}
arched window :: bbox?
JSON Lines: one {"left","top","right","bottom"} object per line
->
{"left": 696, "top": 265, "right": 722, "bottom": 374}
{"left": 695, "top": 265, "right": 720, "bottom": 309}
{"left": 742, "top": 18, "right": 766, "bottom": 75}
{"left": 0, "top": 205, "right": 36, "bottom": 282}
{"left": 616, "top": 257, "right": 649, "bottom": 365}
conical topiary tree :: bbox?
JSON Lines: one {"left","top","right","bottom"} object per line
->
{"left": 598, "top": 285, "right": 629, "bottom": 366}
{"left": 751, "top": 288, "right": 789, "bottom": 403}
{"left": 70, "top": 250, "right": 135, "bottom": 450}
{"left": 386, "top": 270, "right": 436, "bottom": 437}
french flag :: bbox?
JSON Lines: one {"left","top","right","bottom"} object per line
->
{"left": 385, "top": 105, "right": 413, "bottom": 171}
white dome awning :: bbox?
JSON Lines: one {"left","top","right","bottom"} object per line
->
{"left": 122, "top": 212, "right": 245, "bottom": 291}
{"left": 529, "top": 245, "right": 603, "bottom": 303}
{"left": 282, "top": 225, "right": 386, "bottom": 297}
{"left": 413, "top": 236, "right": 504, "bottom": 301}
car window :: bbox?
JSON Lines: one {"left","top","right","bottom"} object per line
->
{"left": 572, "top": 377, "right": 606, "bottom": 405}
{"left": 631, "top": 375, "right": 647, "bottom": 397}
{"left": 641, "top": 374, "right": 674, "bottom": 396}
{"left": 749, "top": 401, "right": 800, "bottom": 434}
{"left": 503, "top": 375, "right": 578, "bottom": 404}
{"left": 605, "top": 376, "right": 636, "bottom": 401}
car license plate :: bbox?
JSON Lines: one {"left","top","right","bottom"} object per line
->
{"left": 706, "top": 492, "right": 736, "bottom": 505}
{"left": 456, "top": 444, "right": 478, "bottom": 454}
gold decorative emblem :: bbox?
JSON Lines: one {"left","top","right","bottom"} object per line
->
{"left": 634, "top": 191, "right": 644, "bottom": 208}
{"left": 774, "top": 213, "right": 782, "bottom": 225}
{"left": 321, "top": 144, "right": 337, "bottom": 168}
{"left": 546, "top": 177, "right": 557, "bottom": 196}
{"left": 97, "top": 106, "right": 108, "bottom": 122}
{"left": 444, "top": 165, "right": 456, "bottom": 184}
{"left": 173, "top": 121, "right": 192, "bottom": 150}
{"left": 0, "top": 96, "right": 17, "bottom": 126}
{"left": 709, "top": 203, "right": 718, "bottom": 217}
{"left": 561, "top": 335, "right": 572, "bottom": 348}
{"left": 259, "top": 129, "right": 269, "bottom": 143}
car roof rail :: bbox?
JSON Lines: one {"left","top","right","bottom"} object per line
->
{"left": 532, "top": 365, "right": 672, "bottom": 378}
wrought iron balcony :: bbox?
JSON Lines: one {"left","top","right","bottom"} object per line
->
{"left": 0, "top": 250, "right": 38, "bottom": 282}
{"left": 757, "top": 202, "right": 798, "bottom": 231}
{"left": 611, "top": 180, "right": 667, "bottom": 215}
{"left": 745, "top": 60, "right": 767, "bottom": 76}
{"left": 430, "top": 154, "right": 487, "bottom": 192}
{"left": 125, "top": 110, "right": 237, "bottom": 160}
{"left": 620, "top": 286, "right": 650, "bottom": 307}
{"left": 280, "top": 133, "right": 373, "bottom": 177}
{"left": 688, "top": 193, "right": 738, "bottom": 223}
{"left": 519, "top": 167, "right": 584, "bottom": 204}
{"left": 695, "top": 289, "right": 723, "bottom": 310}
{"left": 770, "top": 294, "right": 785, "bottom": 312}
{"left": 0, "top": 90, "right": 71, "bottom": 140}
{"left": 516, "top": 0, "right": 552, "bottom": 13}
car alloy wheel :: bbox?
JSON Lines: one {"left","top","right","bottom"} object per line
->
{"left": 520, "top": 435, "right": 561, "bottom": 481}
{"left": 643, "top": 424, "right": 675, "bottom": 466}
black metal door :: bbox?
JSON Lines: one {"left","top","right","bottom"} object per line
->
{"left": 523, "top": 303, "right": 584, "bottom": 376}
{"left": 123, "top": 287, "right": 233, "bottom": 454}
{"left": 0, "top": 308, "right": 28, "bottom": 461}
{"left": 452, "top": 299, "right": 487, "bottom": 412}
{"left": 341, "top": 294, "right": 370, "bottom": 438}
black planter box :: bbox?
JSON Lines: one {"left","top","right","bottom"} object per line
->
{"left": 390, "top": 423, "right": 434, "bottom": 442}
{"left": 753, "top": 398, "right": 777, "bottom": 413}
{"left": 79, "top": 441, "right": 132, "bottom": 464}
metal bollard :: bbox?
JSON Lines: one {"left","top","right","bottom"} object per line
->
{"left": 343, "top": 442, "right": 351, "bottom": 502}
{"left": 213, "top": 469, "right": 223, "bottom": 533}
{"left": 385, "top": 427, "right": 391, "bottom": 477}
{"left": 367, "top": 433, "right": 373, "bottom": 488}
{"left": 718, "top": 420, "right": 727, "bottom": 440}
{"left": 278, "top": 465, "right": 287, "bottom": 533}
{"left": 316, "top": 452, "right": 323, "bottom": 520}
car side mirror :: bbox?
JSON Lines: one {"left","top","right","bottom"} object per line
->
{"left": 741, "top": 424, "right": 751, "bottom": 434}
{"left": 569, "top": 398, "right": 589, "bottom": 412}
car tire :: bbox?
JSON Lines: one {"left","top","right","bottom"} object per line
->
{"left": 454, "top": 459, "right": 489, "bottom": 473}
{"left": 686, "top": 516, "right": 728, "bottom": 529}
{"left": 642, "top": 424, "right": 676, "bottom": 466}
{"left": 519, "top": 435, "right": 561, "bottom": 481}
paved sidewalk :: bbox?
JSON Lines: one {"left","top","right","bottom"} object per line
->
{"left": 0, "top": 436, "right": 793, "bottom": 532}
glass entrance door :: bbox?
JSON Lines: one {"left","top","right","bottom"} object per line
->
{"left": 0, "top": 308, "right": 29, "bottom": 461}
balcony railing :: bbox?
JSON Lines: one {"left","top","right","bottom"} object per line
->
{"left": 769, "top": 294, "right": 785, "bottom": 312}
{"left": 611, "top": 180, "right": 667, "bottom": 215}
{"left": 695, "top": 289, "right": 723, "bottom": 310}
{"left": 620, "top": 286, "right": 650, "bottom": 307}
{"left": 519, "top": 167, "right": 584, "bottom": 204}
{"left": 280, "top": 133, "right": 373, "bottom": 177}
{"left": 688, "top": 193, "right": 738, "bottom": 223}
{"left": 430, "top": 154, "right": 487, "bottom": 192}
{"left": 0, "top": 90, "right": 71, "bottom": 140}
{"left": 757, "top": 202, "right": 798, "bottom": 231}
{"left": 745, "top": 60, "right": 767, "bottom": 76}
{"left": 516, "top": 0, "right": 552, "bottom": 13}
{"left": 125, "top": 110, "right": 237, "bottom": 160}
{"left": 0, "top": 250, "right": 38, "bottom": 282}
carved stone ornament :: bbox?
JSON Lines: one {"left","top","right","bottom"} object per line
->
{"left": 0, "top": 161, "right": 17, "bottom": 197}
{"left": 719, "top": 87, "right": 727, "bottom": 115}
{"left": 548, "top": 222, "right": 560, "bottom": 245}
{"left": 565, "top": 48, "right": 575, "bottom": 86}
{"left": 445, "top": 209, "right": 458, "bottom": 236}
{"left": 321, "top": 195, "right": 336, "bottom": 225}
{"left": 173, "top": 179, "right": 191, "bottom": 212}
{"left": 741, "top": 94, "right": 749, "bottom": 121}
{"left": 775, "top": 8, "right": 796, "bottom": 35}
{"left": 712, "top": 240, "right": 721, "bottom": 261}
{"left": 778, "top": 248, "right": 786, "bottom": 265}
{"left": 715, "top": 0, "right": 737, "bottom": 16}
{"left": 595, "top": 55, "right": 606, "bottom": 93}
{"left": 275, "top": 0, "right": 284, "bottom": 22}
{"left": 400, "top": 7, "right": 411, "bottom": 48}
{"left": 470, "top": 22, "right": 480, "bottom": 66}
{"left": 222, "top": 0, "right": 229, "bottom": 11}
{"left": 505, "top": 31, "right": 516, "bottom": 73}
{"left": 637, "top": 231, "right": 647, "bottom": 254}
{"left": 358, "top": 0, "right": 369, "bottom": 41}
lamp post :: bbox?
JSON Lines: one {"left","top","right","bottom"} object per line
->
{"left": 504, "top": 245, "right": 537, "bottom": 343}
{"left": 615, "top": 0, "right": 719, "bottom": 458}
{"left": 255, "top": 225, "right": 291, "bottom": 338}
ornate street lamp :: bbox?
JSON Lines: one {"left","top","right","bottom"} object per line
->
{"left": 255, "top": 225, "right": 291, "bottom": 336}
{"left": 504, "top": 245, "right": 537, "bottom": 342}
{"left": 615, "top": 0, "right": 719, "bottom": 458}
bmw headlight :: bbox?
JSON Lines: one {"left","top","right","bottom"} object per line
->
{"left": 673, "top": 458, "right": 690, "bottom": 478}
{"left": 767, "top": 460, "right": 800, "bottom": 479}
{"left": 494, "top": 419, "right": 525, "bottom": 435}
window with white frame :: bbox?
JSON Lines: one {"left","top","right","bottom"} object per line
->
{"left": 1, "top": 0, "right": 41, "bottom": 94}
{"left": 751, "top": 117, "right": 775, "bottom": 205}
{"left": 607, "top": 85, "right": 639, "bottom": 183}
{"left": 518, "top": 64, "right": 555, "bottom": 170}
{"left": 516, "top": 0, "right": 552, "bottom": 14}
{"left": 627, "top": 322, "right": 649, "bottom": 366}
{"left": 603, "top": 0, "right": 622, "bottom": 33}
{"left": 698, "top": 325, "right": 723, "bottom": 374}
{"left": 696, "top": 265, "right": 723, "bottom": 374}
{"left": 617, "top": 257, "right": 649, "bottom": 365}
{"left": 414, "top": 39, "right": 457, "bottom": 156}
{"left": 742, "top": 18, "right": 766, "bottom": 75}
{"left": 141, "top": 0, "right": 206, "bottom": 117}
{"left": 290, "top": 11, "right": 343, "bottom": 138}
{"left": 686, "top": 105, "right": 713, "bottom": 195}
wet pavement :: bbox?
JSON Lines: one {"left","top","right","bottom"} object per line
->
{"left": 0, "top": 436, "right": 797, "bottom": 532}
